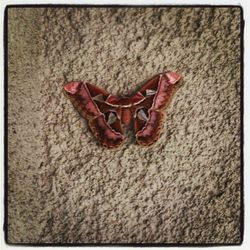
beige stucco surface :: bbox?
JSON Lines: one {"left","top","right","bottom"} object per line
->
{"left": 7, "top": 7, "right": 242, "bottom": 244}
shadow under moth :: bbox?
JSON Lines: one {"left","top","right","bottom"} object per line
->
{"left": 64, "top": 72, "right": 181, "bottom": 148}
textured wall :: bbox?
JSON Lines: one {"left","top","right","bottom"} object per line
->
{"left": 7, "top": 7, "right": 242, "bottom": 244}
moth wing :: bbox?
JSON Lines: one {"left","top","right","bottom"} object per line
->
{"left": 64, "top": 81, "right": 125, "bottom": 148}
{"left": 88, "top": 113, "right": 125, "bottom": 148}
{"left": 64, "top": 81, "right": 110, "bottom": 118}
{"left": 134, "top": 72, "right": 181, "bottom": 146}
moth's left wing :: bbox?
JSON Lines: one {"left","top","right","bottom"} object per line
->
{"left": 64, "top": 81, "right": 125, "bottom": 148}
{"left": 134, "top": 72, "right": 181, "bottom": 146}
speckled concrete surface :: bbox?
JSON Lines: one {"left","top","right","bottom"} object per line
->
{"left": 7, "top": 7, "right": 242, "bottom": 244}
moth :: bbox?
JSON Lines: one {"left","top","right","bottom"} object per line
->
{"left": 64, "top": 72, "right": 181, "bottom": 148}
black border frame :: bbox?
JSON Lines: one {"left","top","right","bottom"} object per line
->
{"left": 3, "top": 4, "right": 244, "bottom": 247}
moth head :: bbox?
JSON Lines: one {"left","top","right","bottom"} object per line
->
{"left": 64, "top": 81, "right": 82, "bottom": 94}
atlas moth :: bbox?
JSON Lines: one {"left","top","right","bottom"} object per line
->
{"left": 64, "top": 72, "right": 181, "bottom": 148}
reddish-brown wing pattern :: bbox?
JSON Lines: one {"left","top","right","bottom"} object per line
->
{"left": 63, "top": 72, "right": 181, "bottom": 148}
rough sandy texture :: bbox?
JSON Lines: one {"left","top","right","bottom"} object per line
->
{"left": 7, "top": 7, "right": 242, "bottom": 244}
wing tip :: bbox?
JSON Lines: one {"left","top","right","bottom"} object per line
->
{"left": 164, "top": 72, "right": 182, "bottom": 85}
{"left": 64, "top": 81, "right": 82, "bottom": 94}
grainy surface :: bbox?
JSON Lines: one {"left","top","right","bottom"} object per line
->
{"left": 7, "top": 7, "right": 242, "bottom": 244}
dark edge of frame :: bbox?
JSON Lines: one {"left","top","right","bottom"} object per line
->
{"left": 2, "top": 4, "right": 246, "bottom": 8}
{"left": 239, "top": 5, "right": 245, "bottom": 246}
{"left": 3, "top": 5, "right": 9, "bottom": 245}
{"left": 3, "top": 4, "right": 244, "bottom": 247}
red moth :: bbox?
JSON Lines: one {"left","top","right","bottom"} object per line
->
{"left": 64, "top": 72, "right": 181, "bottom": 148}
